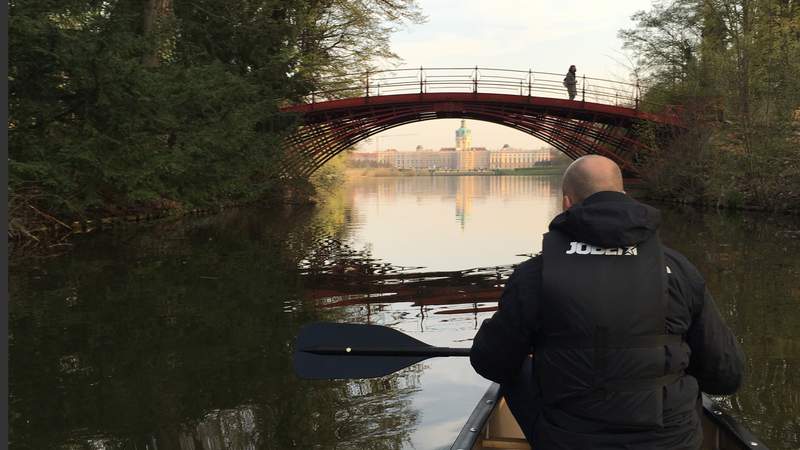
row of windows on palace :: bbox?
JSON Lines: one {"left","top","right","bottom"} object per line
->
{"left": 351, "top": 147, "right": 557, "bottom": 170}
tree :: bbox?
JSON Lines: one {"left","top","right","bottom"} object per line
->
{"left": 619, "top": 1, "right": 703, "bottom": 85}
{"left": 619, "top": 0, "right": 800, "bottom": 211}
{"left": 8, "top": 0, "right": 423, "bottom": 237}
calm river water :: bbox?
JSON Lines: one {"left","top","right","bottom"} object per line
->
{"left": 9, "top": 175, "right": 800, "bottom": 450}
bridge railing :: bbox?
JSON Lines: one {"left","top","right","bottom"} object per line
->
{"left": 304, "top": 66, "right": 646, "bottom": 109}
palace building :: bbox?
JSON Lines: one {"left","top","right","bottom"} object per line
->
{"left": 350, "top": 120, "right": 555, "bottom": 171}
{"left": 455, "top": 119, "right": 472, "bottom": 151}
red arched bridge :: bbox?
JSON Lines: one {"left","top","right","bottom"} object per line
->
{"left": 280, "top": 67, "right": 683, "bottom": 177}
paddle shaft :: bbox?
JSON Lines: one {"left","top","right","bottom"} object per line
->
{"left": 304, "top": 346, "right": 470, "bottom": 357}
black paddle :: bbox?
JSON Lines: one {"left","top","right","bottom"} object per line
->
{"left": 293, "top": 322, "right": 471, "bottom": 379}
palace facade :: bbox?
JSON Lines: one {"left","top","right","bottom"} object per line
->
{"left": 350, "top": 120, "right": 556, "bottom": 170}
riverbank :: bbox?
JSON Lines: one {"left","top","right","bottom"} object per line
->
{"left": 7, "top": 180, "right": 320, "bottom": 249}
{"left": 636, "top": 123, "right": 800, "bottom": 215}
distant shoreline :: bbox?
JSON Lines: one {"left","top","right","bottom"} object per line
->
{"left": 345, "top": 166, "right": 567, "bottom": 178}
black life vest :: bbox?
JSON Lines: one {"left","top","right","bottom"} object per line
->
{"left": 537, "top": 228, "right": 684, "bottom": 429}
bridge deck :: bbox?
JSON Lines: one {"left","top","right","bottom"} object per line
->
{"left": 278, "top": 72, "right": 685, "bottom": 178}
{"left": 281, "top": 92, "right": 681, "bottom": 127}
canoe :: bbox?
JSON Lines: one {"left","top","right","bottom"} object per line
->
{"left": 451, "top": 383, "right": 769, "bottom": 450}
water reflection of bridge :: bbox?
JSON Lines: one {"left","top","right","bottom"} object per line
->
{"left": 301, "top": 239, "right": 515, "bottom": 318}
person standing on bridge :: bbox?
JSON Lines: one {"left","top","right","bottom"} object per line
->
{"left": 470, "top": 155, "right": 744, "bottom": 450}
{"left": 563, "top": 65, "right": 578, "bottom": 100}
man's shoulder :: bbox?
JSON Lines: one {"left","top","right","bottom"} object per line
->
{"left": 509, "top": 247, "right": 705, "bottom": 286}
{"left": 513, "top": 254, "right": 543, "bottom": 275}
{"left": 505, "top": 255, "right": 543, "bottom": 288}
{"left": 662, "top": 245, "right": 706, "bottom": 292}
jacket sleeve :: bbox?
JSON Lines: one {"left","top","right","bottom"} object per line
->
{"left": 686, "top": 285, "right": 745, "bottom": 395}
{"left": 470, "top": 258, "right": 540, "bottom": 384}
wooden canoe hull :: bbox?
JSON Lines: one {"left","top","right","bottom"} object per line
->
{"left": 451, "top": 383, "right": 767, "bottom": 450}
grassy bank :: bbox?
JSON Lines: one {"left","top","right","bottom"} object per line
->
{"left": 345, "top": 166, "right": 567, "bottom": 178}
{"left": 490, "top": 167, "right": 566, "bottom": 176}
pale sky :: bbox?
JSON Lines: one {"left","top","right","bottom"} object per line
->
{"left": 356, "top": 0, "right": 654, "bottom": 152}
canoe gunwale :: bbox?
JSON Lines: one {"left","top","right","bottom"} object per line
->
{"left": 450, "top": 384, "right": 770, "bottom": 450}
{"left": 701, "top": 394, "right": 768, "bottom": 450}
{"left": 450, "top": 383, "right": 502, "bottom": 450}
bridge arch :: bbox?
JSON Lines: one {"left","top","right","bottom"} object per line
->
{"left": 280, "top": 68, "right": 682, "bottom": 177}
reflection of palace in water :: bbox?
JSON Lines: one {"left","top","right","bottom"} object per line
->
{"left": 454, "top": 176, "right": 557, "bottom": 227}
{"left": 349, "top": 175, "right": 561, "bottom": 229}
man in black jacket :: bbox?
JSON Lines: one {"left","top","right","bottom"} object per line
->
{"left": 470, "top": 155, "right": 744, "bottom": 450}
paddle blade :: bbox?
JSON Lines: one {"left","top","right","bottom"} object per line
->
{"left": 294, "top": 351, "right": 428, "bottom": 379}
{"left": 293, "top": 322, "right": 433, "bottom": 379}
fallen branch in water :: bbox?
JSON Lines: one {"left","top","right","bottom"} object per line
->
{"left": 28, "top": 204, "right": 72, "bottom": 230}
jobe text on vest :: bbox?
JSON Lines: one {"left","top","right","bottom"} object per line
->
{"left": 565, "top": 241, "right": 638, "bottom": 256}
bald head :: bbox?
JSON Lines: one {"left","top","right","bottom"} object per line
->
{"left": 561, "top": 155, "right": 624, "bottom": 207}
